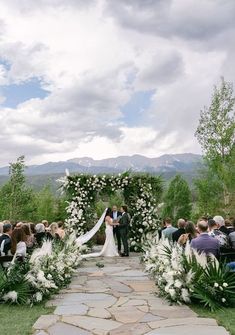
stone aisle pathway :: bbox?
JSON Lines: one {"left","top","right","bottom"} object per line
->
{"left": 33, "top": 254, "right": 229, "bottom": 335}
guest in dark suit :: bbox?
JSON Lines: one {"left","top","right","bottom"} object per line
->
{"left": 119, "top": 205, "right": 130, "bottom": 257}
{"left": 172, "top": 219, "right": 186, "bottom": 242}
{"left": 111, "top": 205, "right": 122, "bottom": 254}
{"left": 0, "top": 223, "right": 13, "bottom": 256}
{"left": 191, "top": 220, "right": 220, "bottom": 257}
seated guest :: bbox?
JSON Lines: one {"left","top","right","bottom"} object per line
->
{"left": 225, "top": 218, "right": 235, "bottom": 233}
{"left": 0, "top": 223, "right": 13, "bottom": 256}
{"left": 178, "top": 221, "right": 198, "bottom": 246}
{"left": 208, "top": 219, "right": 230, "bottom": 249}
{"left": 11, "top": 227, "right": 27, "bottom": 259}
{"left": 229, "top": 219, "right": 235, "bottom": 249}
{"left": 30, "top": 222, "right": 36, "bottom": 235}
{"left": 213, "top": 215, "right": 229, "bottom": 235}
{"left": 15, "top": 222, "right": 23, "bottom": 228}
{"left": 48, "top": 222, "right": 60, "bottom": 240}
{"left": 35, "top": 223, "right": 47, "bottom": 246}
{"left": 162, "top": 218, "right": 177, "bottom": 241}
{"left": 191, "top": 220, "right": 220, "bottom": 257}
{"left": 22, "top": 224, "right": 35, "bottom": 248}
{"left": 172, "top": 219, "right": 186, "bottom": 242}
{"left": 42, "top": 220, "right": 49, "bottom": 231}
{"left": 57, "top": 221, "right": 65, "bottom": 239}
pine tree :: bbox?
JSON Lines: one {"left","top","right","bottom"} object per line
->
{"left": 35, "top": 185, "right": 55, "bottom": 222}
{"left": 162, "top": 175, "right": 192, "bottom": 223}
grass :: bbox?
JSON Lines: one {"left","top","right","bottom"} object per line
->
{"left": 0, "top": 303, "right": 54, "bottom": 335}
{"left": 192, "top": 305, "right": 235, "bottom": 335}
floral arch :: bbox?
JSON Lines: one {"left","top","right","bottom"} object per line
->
{"left": 61, "top": 172, "right": 163, "bottom": 251}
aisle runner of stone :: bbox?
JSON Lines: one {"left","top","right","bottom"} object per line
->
{"left": 33, "top": 254, "right": 229, "bottom": 335}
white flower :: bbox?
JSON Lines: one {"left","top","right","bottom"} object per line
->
{"left": 169, "top": 288, "right": 176, "bottom": 298}
{"left": 185, "top": 269, "right": 195, "bottom": 284}
{"left": 37, "top": 270, "right": 46, "bottom": 282}
{"left": 174, "top": 279, "right": 183, "bottom": 288}
{"left": 181, "top": 288, "right": 190, "bottom": 303}
{"left": 214, "top": 283, "right": 219, "bottom": 288}
{"left": 222, "top": 282, "right": 228, "bottom": 287}
{"left": 222, "top": 298, "right": 226, "bottom": 303}
{"left": 139, "top": 228, "right": 143, "bottom": 233}
{"left": 35, "top": 292, "right": 43, "bottom": 302}
{"left": 3, "top": 291, "right": 18, "bottom": 302}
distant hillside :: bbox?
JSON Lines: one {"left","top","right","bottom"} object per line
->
{"left": 0, "top": 153, "right": 202, "bottom": 190}
{"left": 0, "top": 153, "right": 202, "bottom": 176}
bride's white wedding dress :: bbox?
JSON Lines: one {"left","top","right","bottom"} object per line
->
{"left": 77, "top": 210, "right": 119, "bottom": 258}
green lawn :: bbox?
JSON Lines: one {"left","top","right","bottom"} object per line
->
{"left": 192, "top": 305, "right": 235, "bottom": 335}
{"left": 0, "top": 303, "right": 54, "bottom": 335}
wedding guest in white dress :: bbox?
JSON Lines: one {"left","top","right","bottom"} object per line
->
{"left": 80, "top": 208, "right": 119, "bottom": 258}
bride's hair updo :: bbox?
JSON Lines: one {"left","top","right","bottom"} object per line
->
{"left": 105, "top": 207, "right": 112, "bottom": 217}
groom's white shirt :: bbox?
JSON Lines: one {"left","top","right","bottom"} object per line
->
{"left": 113, "top": 211, "right": 118, "bottom": 220}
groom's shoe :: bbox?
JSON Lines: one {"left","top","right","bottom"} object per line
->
{"left": 121, "top": 253, "right": 129, "bottom": 257}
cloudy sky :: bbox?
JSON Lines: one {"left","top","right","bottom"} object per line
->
{"left": 0, "top": 0, "right": 234, "bottom": 167}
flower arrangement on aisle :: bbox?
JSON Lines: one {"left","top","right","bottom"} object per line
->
{"left": 59, "top": 172, "right": 163, "bottom": 251}
{"left": 143, "top": 233, "right": 235, "bottom": 311}
{"left": 0, "top": 234, "right": 82, "bottom": 305}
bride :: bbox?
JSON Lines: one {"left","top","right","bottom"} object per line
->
{"left": 78, "top": 208, "right": 119, "bottom": 258}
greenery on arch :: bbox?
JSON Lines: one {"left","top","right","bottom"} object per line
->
{"left": 61, "top": 172, "right": 163, "bottom": 251}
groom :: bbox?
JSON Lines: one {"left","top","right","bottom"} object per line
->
{"left": 118, "top": 205, "right": 130, "bottom": 257}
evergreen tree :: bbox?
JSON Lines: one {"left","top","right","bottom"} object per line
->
{"left": 194, "top": 166, "right": 223, "bottom": 216}
{"left": 54, "top": 196, "right": 68, "bottom": 221}
{"left": 35, "top": 185, "right": 55, "bottom": 222}
{"left": 162, "top": 175, "right": 192, "bottom": 223}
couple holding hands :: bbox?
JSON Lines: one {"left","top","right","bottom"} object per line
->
{"left": 80, "top": 205, "right": 130, "bottom": 258}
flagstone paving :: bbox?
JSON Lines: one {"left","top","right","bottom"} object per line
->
{"left": 33, "top": 254, "right": 229, "bottom": 335}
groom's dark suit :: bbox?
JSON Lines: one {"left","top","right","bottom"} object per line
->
{"left": 111, "top": 210, "right": 122, "bottom": 252}
{"left": 119, "top": 212, "right": 130, "bottom": 256}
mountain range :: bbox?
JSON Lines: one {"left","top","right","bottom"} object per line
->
{"left": 0, "top": 153, "right": 202, "bottom": 177}
{"left": 0, "top": 153, "right": 202, "bottom": 191}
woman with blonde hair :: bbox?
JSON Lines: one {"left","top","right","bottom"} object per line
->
{"left": 48, "top": 222, "right": 60, "bottom": 240}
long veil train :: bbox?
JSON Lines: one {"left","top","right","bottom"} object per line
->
{"left": 76, "top": 208, "right": 107, "bottom": 246}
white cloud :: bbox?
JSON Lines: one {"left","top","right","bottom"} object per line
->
{"left": 0, "top": 0, "right": 234, "bottom": 166}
